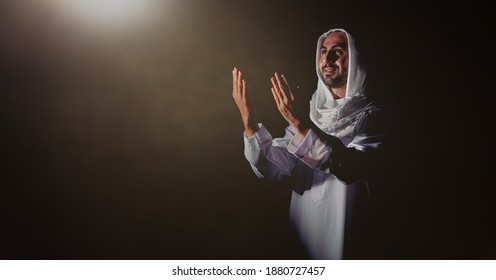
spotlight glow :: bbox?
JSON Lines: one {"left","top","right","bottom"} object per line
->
{"left": 48, "top": 0, "right": 159, "bottom": 30}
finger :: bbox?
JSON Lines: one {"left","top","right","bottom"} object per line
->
{"left": 232, "top": 67, "right": 237, "bottom": 96}
{"left": 237, "top": 70, "right": 243, "bottom": 97}
{"left": 270, "top": 77, "right": 282, "bottom": 100}
{"left": 275, "top": 73, "right": 284, "bottom": 92}
{"left": 270, "top": 76, "right": 278, "bottom": 91}
{"left": 281, "top": 74, "right": 295, "bottom": 101}
{"left": 270, "top": 77, "right": 282, "bottom": 104}
{"left": 274, "top": 73, "right": 288, "bottom": 104}
{"left": 242, "top": 79, "right": 246, "bottom": 98}
{"left": 271, "top": 87, "right": 281, "bottom": 107}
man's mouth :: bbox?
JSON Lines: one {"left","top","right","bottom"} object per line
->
{"left": 323, "top": 64, "right": 337, "bottom": 75}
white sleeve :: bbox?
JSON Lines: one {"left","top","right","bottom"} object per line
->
{"left": 244, "top": 123, "right": 298, "bottom": 181}
{"left": 286, "top": 109, "right": 385, "bottom": 173}
{"left": 287, "top": 129, "right": 331, "bottom": 169}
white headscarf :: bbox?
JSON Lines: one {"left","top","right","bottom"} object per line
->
{"left": 309, "top": 28, "right": 378, "bottom": 134}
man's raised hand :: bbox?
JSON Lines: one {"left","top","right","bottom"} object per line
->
{"left": 232, "top": 67, "right": 258, "bottom": 137}
{"left": 270, "top": 72, "right": 309, "bottom": 138}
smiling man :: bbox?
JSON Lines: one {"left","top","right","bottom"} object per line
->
{"left": 232, "top": 28, "right": 385, "bottom": 259}
{"left": 320, "top": 31, "right": 348, "bottom": 99}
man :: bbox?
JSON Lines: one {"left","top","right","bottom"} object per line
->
{"left": 232, "top": 28, "right": 384, "bottom": 259}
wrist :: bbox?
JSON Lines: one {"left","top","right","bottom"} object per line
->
{"left": 293, "top": 120, "right": 310, "bottom": 138}
{"left": 244, "top": 119, "right": 259, "bottom": 137}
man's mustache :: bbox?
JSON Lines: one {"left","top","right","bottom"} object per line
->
{"left": 323, "top": 63, "right": 338, "bottom": 69}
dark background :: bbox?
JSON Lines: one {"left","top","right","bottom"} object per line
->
{"left": 0, "top": 0, "right": 493, "bottom": 259}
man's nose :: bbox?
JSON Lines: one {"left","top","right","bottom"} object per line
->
{"left": 325, "top": 51, "right": 338, "bottom": 63}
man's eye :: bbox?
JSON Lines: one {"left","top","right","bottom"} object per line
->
{"left": 335, "top": 49, "right": 343, "bottom": 56}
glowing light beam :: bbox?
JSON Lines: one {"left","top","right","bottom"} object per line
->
{"left": 48, "top": 0, "right": 160, "bottom": 31}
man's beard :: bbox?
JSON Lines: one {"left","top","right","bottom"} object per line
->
{"left": 323, "top": 74, "right": 347, "bottom": 89}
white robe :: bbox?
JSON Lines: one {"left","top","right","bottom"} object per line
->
{"left": 243, "top": 104, "right": 383, "bottom": 259}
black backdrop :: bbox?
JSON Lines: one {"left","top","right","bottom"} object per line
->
{"left": 0, "top": 0, "right": 493, "bottom": 259}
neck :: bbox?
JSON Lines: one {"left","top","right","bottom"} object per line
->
{"left": 330, "top": 86, "right": 346, "bottom": 99}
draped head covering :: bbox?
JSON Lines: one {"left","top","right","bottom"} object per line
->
{"left": 309, "top": 28, "right": 379, "bottom": 134}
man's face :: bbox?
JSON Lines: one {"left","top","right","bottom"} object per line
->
{"left": 319, "top": 32, "right": 349, "bottom": 89}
